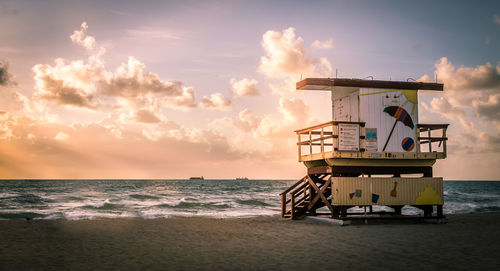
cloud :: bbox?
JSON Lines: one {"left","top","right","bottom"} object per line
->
{"left": 258, "top": 27, "right": 332, "bottom": 79}
{"left": 419, "top": 57, "right": 500, "bottom": 155}
{"left": 472, "top": 94, "right": 500, "bottom": 122}
{"left": 419, "top": 57, "right": 500, "bottom": 121}
{"left": 32, "top": 22, "right": 204, "bottom": 112}
{"left": 0, "top": 61, "right": 15, "bottom": 86}
{"left": 100, "top": 56, "right": 196, "bottom": 108}
{"left": 278, "top": 97, "right": 310, "bottom": 125}
{"left": 230, "top": 78, "right": 260, "bottom": 97}
{"left": 311, "top": 38, "right": 333, "bottom": 49}
{"left": 493, "top": 14, "right": 500, "bottom": 25}
{"left": 32, "top": 58, "right": 100, "bottom": 109}
{"left": 233, "top": 108, "right": 262, "bottom": 132}
{"left": 70, "top": 22, "right": 97, "bottom": 51}
{"left": 430, "top": 57, "right": 500, "bottom": 91}
{"left": 258, "top": 27, "right": 333, "bottom": 95}
{"left": 134, "top": 109, "right": 162, "bottom": 123}
{"left": 199, "top": 93, "right": 232, "bottom": 110}
{"left": 55, "top": 132, "right": 69, "bottom": 141}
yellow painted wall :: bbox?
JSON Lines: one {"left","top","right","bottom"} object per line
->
{"left": 331, "top": 177, "right": 443, "bottom": 206}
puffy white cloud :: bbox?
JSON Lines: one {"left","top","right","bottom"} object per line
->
{"left": 259, "top": 27, "right": 316, "bottom": 78}
{"left": 472, "top": 94, "right": 500, "bottom": 121}
{"left": 230, "top": 78, "right": 260, "bottom": 97}
{"left": 55, "top": 132, "right": 69, "bottom": 141}
{"left": 199, "top": 93, "right": 232, "bottom": 110}
{"left": 100, "top": 57, "right": 196, "bottom": 108}
{"left": 279, "top": 97, "right": 310, "bottom": 125}
{"left": 70, "top": 22, "right": 97, "bottom": 51}
{"left": 420, "top": 57, "right": 500, "bottom": 121}
{"left": 258, "top": 27, "right": 333, "bottom": 95}
{"left": 32, "top": 22, "right": 205, "bottom": 113}
{"left": 431, "top": 57, "right": 500, "bottom": 92}
{"left": 311, "top": 38, "right": 333, "bottom": 49}
{"left": 419, "top": 57, "right": 500, "bottom": 155}
{"left": 32, "top": 58, "right": 100, "bottom": 109}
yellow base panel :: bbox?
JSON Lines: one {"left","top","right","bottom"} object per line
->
{"left": 331, "top": 177, "right": 443, "bottom": 206}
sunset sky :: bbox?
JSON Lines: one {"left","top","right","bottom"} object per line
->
{"left": 1, "top": 0, "right": 500, "bottom": 179}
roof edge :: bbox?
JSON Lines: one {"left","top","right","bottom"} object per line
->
{"left": 296, "top": 78, "right": 443, "bottom": 91}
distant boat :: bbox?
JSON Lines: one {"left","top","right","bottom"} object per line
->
{"left": 189, "top": 176, "right": 204, "bottom": 180}
{"left": 236, "top": 177, "right": 249, "bottom": 180}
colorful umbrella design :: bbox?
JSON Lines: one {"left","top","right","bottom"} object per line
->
{"left": 383, "top": 106, "right": 414, "bottom": 151}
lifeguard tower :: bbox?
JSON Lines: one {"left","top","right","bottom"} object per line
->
{"left": 280, "top": 78, "right": 448, "bottom": 221}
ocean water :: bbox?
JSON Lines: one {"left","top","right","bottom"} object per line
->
{"left": 0, "top": 179, "right": 499, "bottom": 220}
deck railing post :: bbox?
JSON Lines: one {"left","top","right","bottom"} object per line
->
{"left": 297, "top": 133, "right": 302, "bottom": 162}
{"left": 428, "top": 128, "right": 432, "bottom": 152}
{"left": 290, "top": 194, "right": 295, "bottom": 219}
{"left": 321, "top": 127, "right": 324, "bottom": 158}
{"left": 309, "top": 131, "right": 312, "bottom": 158}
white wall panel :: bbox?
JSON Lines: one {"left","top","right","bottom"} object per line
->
{"left": 359, "top": 88, "right": 418, "bottom": 152}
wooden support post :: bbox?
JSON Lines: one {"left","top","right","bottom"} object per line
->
{"left": 281, "top": 193, "right": 286, "bottom": 218}
{"left": 423, "top": 167, "right": 433, "bottom": 177}
{"left": 424, "top": 205, "right": 432, "bottom": 217}
{"left": 340, "top": 206, "right": 347, "bottom": 218}
{"left": 290, "top": 194, "right": 295, "bottom": 219}
{"left": 394, "top": 206, "right": 402, "bottom": 216}
{"left": 437, "top": 205, "right": 443, "bottom": 217}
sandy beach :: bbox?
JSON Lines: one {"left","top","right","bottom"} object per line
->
{"left": 1, "top": 213, "right": 499, "bottom": 270}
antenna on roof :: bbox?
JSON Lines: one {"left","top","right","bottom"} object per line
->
{"left": 335, "top": 69, "right": 338, "bottom": 78}
{"left": 435, "top": 74, "right": 438, "bottom": 83}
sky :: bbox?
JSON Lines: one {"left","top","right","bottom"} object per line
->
{"left": 1, "top": 0, "right": 500, "bottom": 179}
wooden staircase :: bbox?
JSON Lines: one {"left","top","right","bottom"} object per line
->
{"left": 280, "top": 174, "right": 334, "bottom": 219}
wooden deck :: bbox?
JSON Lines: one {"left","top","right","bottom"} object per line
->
{"left": 296, "top": 121, "right": 448, "bottom": 164}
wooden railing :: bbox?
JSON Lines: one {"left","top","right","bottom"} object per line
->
{"left": 295, "top": 121, "right": 366, "bottom": 162}
{"left": 280, "top": 176, "right": 310, "bottom": 219}
{"left": 417, "top": 124, "right": 449, "bottom": 156}
{"left": 295, "top": 121, "right": 449, "bottom": 162}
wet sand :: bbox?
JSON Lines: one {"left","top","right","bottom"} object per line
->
{"left": 1, "top": 213, "right": 499, "bottom": 270}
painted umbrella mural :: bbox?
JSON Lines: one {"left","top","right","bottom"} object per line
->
{"left": 383, "top": 106, "right": 414, "bottom": 151}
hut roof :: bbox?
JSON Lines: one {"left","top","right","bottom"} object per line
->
{"left": 296, "top": 78, "right": 443, "bottom": 91}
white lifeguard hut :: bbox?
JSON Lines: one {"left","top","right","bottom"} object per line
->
{"left": 281, "top": 78, "right": 448, "bottom": 221}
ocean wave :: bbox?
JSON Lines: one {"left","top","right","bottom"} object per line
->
{"left": 157, "top": 200, "right": 232, "bottom": 210}
{"left": 129, "top": 194, "right": 160, "bottom": 200}
{"left": 82, "top": 202, "right": 124, "bottom": 210}
{"left": 235, "top": 199, "right": 272, "bottom": 207}
{"left": 1, "top": 179, "right": 499, "bottom": 220}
